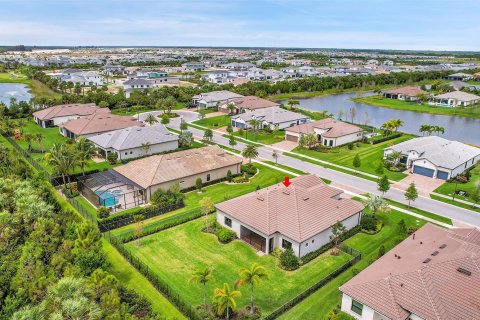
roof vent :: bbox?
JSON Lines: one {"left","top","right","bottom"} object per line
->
{"left": 439, "top": 244, "right": 447, "bottom": 249}
{"left": 431, "top": 251, "right": 439, "bottom": 256}
{"left": 303, "top": 196, "right": 309, "bottom": 201}
{"left": 257, "top": 196, "right": 264, "bottom": 201}
{"left": 282, "top": 190, "right": 290, "bottom": 195}
{"left": 423, "top": 258, "right": 431, "bottom": 264}
{"left": 457, "top": 268, "right": 471, "bottom": 276}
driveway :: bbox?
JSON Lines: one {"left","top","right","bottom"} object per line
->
{"left": 270, "top": 140, "right": 298, "bottom": 152}
{"left": 392, "top": 172, "right": 445, "bottom": 197}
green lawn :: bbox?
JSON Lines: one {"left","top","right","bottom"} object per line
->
{"left": 103, "top": 239, "right": 185, "bottom": 319}
{"left": 385, "top": 199, "right": 452, "bottom": 225}
{"left": 0, "top": 72, "right": 60, "bottom": 99}
{"left": 15, "top": 122, "right": 114, "bottom": 174}
{"left": 124, "top": 219, "right": 352, "bottom": 314}
{"left": 278, "top": 208, "right": 427, "bottom": 319}
{"left": 352, "top": 95, "right": 480, "bottom": 120}
{"left": 262, "top": 161, "right": 307, "bottom": 176}
{"left": 434, "top": 164, "right": 480, "bottom": 201}
{"left": 111, "top": 163, "right": 292, "bottom": 237}
{"left": 191, "top": 115, "right": 231, "bottom": 128}
{"left": 430, "top": 194, "right": 480, "bottom": 213}
{"left": 111, "top": 102, "right": 186, "bottom": 116}
{"left": 291, "top": 134, "right": 414, "bottom": 181}
{"left": 233, "top": 129, "right": 285, "bottom": 144}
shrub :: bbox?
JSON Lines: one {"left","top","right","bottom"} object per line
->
{"left": 279, "top": 248, "right": 299, "bottom": 270}
{"left": 195, "top": 177, "right": 203, "bottom": 191}
{"left": 232, "top": 176, "right": 250, "bottom": 183}
{"left": 98, "top": 206, "right": 110, "bottom": 219}
{"left": 150, "top": 188, "right": 184, "bottom": 208}
{"left": 347, "top": 143, "right": 354, "bottom": 150}
{"left": 360, "top": 215, "right": 377, "bottom": 231}
{"left": 407, "top": 226, "right": 419, "bottom": 235}
{"left": 271, "top": 247, "right": 283, "bottom": 258}
{"left": 241, "top": 164, "right": 257, "bottom": 177}
{"left": 351, "top": 268, "right": 360, "bottom": 276}
{"left": 107, "top": 152, "right": 118, "bottom": 164}
{"left": 226, "top": 170, "right": 233, "bottom": 182}
{"left": 217, "top": 228, "right": 236, "bottom": 243}
{"left": 378, "top": 245, "right": 385, "bottom": 257}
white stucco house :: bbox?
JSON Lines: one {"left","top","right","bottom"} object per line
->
{"left": 191, "top": 90, "right": 243, "bottom": 108}
{"left": 215, "top": 175, "right": 364, "bottom": 257}
{"left": 32, "top": 103, "right": 100, "bottom": 128}
{"left": 230, "top": 106, "right": 309, "bottom": 130}
{"left": 87, "top": 125, "right": 179, "bottom": 161}
{"left": 285, "top": 118, "right": 363, "bottom": 147}
{"left": 383, "top": 136, "right": 480, "bottom": 180}
{"left": 430, "top": 91, "right": 480, "bottom": 107}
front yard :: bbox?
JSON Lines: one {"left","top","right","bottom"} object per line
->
{"left": 124, "top": 218, "right": 352, "bottom": 315}
{"left": 191, "top": 115, "right": 231, "bottom": 128}
{"left": 233, "top": 129, "right": 285, "bottom": 144}
{"left": 292, "top": 134, "right": 414, "bottom": 181}
{"left": 434, "top": 163, "right": 480, "bottom": 202}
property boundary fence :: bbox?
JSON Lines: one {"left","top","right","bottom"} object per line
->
{"left": 264, "top": 245, "right": 362, "bottom": 320}
{"left": 66, "top": 196, "right": 98, "bottom": 224}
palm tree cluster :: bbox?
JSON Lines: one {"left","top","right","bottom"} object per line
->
{"left": 380, "top": 118, "right": 404, "bottom": 135}
{"left": 190, "top": 263, "right": 268, "bottom": 319}
{"left": 419, "top": 124, "right": 445, "bottom": 136}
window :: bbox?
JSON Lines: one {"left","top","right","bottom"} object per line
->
{"left": 312, "top": 239, "right": 315, "bottom": 243}
{"left": 351, "top": 300, "right": 363, "bottom": 316}
{"left": 305, "top": 242, "right": 308, "bottom": 247}
{"left": 130, "top": 151, "right": 133, "bottom": 154}
{"left": 206, "top": 174, "right": 211, "bottom": 182}
{"left": 282, "top": 239, "right": 292, "bottom": 249}
{"left": 224, "top": 217, "right": 232, "bottom": 227}
{"left": 125, "top": 152, "right": 128, "bottom": 155}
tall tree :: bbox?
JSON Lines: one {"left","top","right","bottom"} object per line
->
{"left": 189, "top": 266, "right": 214, "bottom": 308}
{"left": 352, "top": 154, "right": 361, "bottom": 172}
{"left": 234, "top": 263, "right": 268, "bottom": 315}
{"left": 329, "top": 221, "right": 347, "bottom": 255}
{"left": 377, "top": 175, "right": 390, "bottom": 194}
{"left": 75, "top": 137, "right": 96, "bottom": 176}
{"left": 242, "top": 145, "right": 258, "bottom": 165}
{"left": 214, "top": 283, "right": 242, "bottom": 320}
{"left": 144, "top": 113, "right": 158, "bottom": 126}
{"left": 203, "top": 128, "right": 213, "bottom": 142}
{"left": 404, "top": 182, "right": 419, "bottom": 208}
{"left": 362, "top": 193, "right": 390, "bottom": 216}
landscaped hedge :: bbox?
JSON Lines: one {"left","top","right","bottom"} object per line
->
{"left": 370, "top": 133, "right": 403, "bottom": 144}
{"left": 180, "top": 174, "right": 241, "bottom": 193}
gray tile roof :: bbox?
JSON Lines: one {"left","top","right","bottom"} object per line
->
{"left": 434, "top": 90, "right": 480, "bottom": 101}
{"left": 385, "top": 136, "right": 480, "bottom": 169}
{"left": 232, "top": 106, "right": 309, "bottom": 124}
{"left": 192, "top": 90, "right": 243, "bottom": 103}
{"left": 88, "top": 125, "right": 178, "bottom": 151}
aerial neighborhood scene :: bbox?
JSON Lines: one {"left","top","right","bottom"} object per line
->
{"left": 1, "top": 1, "right": 480, "bottom": 319}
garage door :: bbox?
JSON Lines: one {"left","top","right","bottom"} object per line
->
{"left": 413, "top": 166, "right": 435, "bottom": 178}
{"left": 285, "top": 134, "right": 299, "bottom": 142}
{"left": 436, "top": 170, "right": 449, "bottom": 180}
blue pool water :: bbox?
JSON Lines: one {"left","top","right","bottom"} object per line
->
{"left": 96, "top": 190, "right": 123, "bottom": 207}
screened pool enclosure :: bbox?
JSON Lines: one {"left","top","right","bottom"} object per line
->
{"left": 78, "top": 170, "right": 146, "bottom": 212}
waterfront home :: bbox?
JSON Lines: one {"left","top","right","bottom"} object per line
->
{"left": 191, "top": 90, "right": 243, "bottom": 108}
{"left": 231, "top": 106, "right": 309, "bottom": 130}
{"left": 384, "top": 136, "right": 480, "bottom": 180}
{"left": 33, "top": 103, "right": 100, "bottom": 128}
{"left": 340, "top": 223, "right": 480, "bottom": 320}
{"left": 285, "top": 118, "right": 363, "bottom": 147}
{"left": 87, "top": 125, "right": 179, "bottom": 160}
{"left": 430, "top": 91, "right": 480, "bottom": 107}
{"left": 382, "top": 86, "right": 428, "bottom": 101}
{"left": 218, "top": 96, "right": 279, "bottom": 114}
{"left": 216, "top": 175, "right": 364, "bottom": 257}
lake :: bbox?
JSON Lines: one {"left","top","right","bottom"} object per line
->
{"left": 282, "top": 92, "right": 480, "bottom": 146}
{"left": 0, "top": 83, "right": 33, "bottom": 106}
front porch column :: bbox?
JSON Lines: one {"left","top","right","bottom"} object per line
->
{"left": 265, "top": 238, "right": 269, "bottom": 255}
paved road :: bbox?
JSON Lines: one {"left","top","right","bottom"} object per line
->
{"left": 167, "top": 110, "right": 480, "bottom": 227}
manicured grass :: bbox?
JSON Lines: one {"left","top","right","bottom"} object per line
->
{"left": 278, "top": 208, "right": 427, "bottom": 319}
{"left": 111, "top": 102, "right": 186, "bottom": 116}
{"left": 14, "top": 121, "right": 114, "bottom": 174}
{"left": 434, "top": 164, "right": 480, "bottom": 201}
{"left": 291, "top": 134, "right": 414, "bottom": 181}
{"left": 75, "top": 195, "right": 99, "bottom": 218}
{"left": 124, "top": 218, "right": 352, "bottom": 314}
{"left": 352, "top": 95, "right": 480, "bottom": 119}
{"left": 111, "top": 163, "right": 292, "bottom": 237}
{"left": 430, "top": 194, "right": 480, "bottom": 212}
{"left": 385, "top": 199, "right": 452, "bottom": 225}
{"left": 233, "top": 129, "right": 285, "bottom": 145}
{"left": 103, "top": 239, "right": 185, "bottom": 319}
{"left": 262, "top": 161, "right": 307, "bottom": 176}
{"left": 0, "top": 72, "right": 60, "bottom": 99}
{"left": 191, "top": 115, "right": 231, "bottom": 128}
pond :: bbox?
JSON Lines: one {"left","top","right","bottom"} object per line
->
{"left": 281, "top": 91, "right": 480, "bottom": 146}
{"left": 0, "top": 83, "right": 33, "bottom": 106}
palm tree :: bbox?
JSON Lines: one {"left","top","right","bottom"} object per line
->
{"left": 75, "top": 137, "right": 96, "bottom": 176}
{"left": 45, "top": 143, "right": 72, "bottom": 186}
{"left": 23, "top": 133, "right": 35, "bottom": 152}
{"left": 287, "top": 99, "right": 299, "bottom": 110}
{"left": 227, "top": 102, "right": 237, "bottom": 115}
{"left": 248, "top": 118, "right": 261, "bottom": 140}
{"left": 362, "top": 193, "right": 390, "bottom": 217}
{"left": 234, "top": 263, "right": 268, "bottom": 315}
{"left": 180, "top": 120, "right": 188, "bottom": 133}
{"left": 144, "top": 113, "right": 158, "bottom": 126}
{"left": 141, "top": 142, "right": 151, "bottom": 156}
{"left": 388, "top": 151, "right": 402, "bottom": 166}
{"left": 35, "top": 133, "right": 44, "bottom": 152}
{"left": 189, "top": 266, "right": 214, "bottom": 307}
{"left": 242, "top": 145, "right": 258, "bottom": 165}
{"left": 214, "top": 283, "right": 241, "bottom": 320}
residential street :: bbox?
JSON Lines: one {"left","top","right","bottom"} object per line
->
{"left": 162, "top": 110, "right": 480, "bottom": 227}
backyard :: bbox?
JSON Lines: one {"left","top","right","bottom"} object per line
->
{"left": 352, "top": 95, "right": 480, "bottom": 119}
{"left": 124, "top": 218, "right": 353, "bottom": 315}
{"left": 291, "top": 134, "right": 414, "bottom": 181}
{"left": 278, "top": 206, "right": 427, "bottom": 319}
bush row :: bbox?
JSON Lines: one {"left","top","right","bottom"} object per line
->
{"left": 370, "top": 133, "right": 403, "bottom": 144}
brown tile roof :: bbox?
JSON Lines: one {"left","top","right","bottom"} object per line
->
{"left": 58, "top": 109, "right": 140, "bottom": 135}
{"left": 340, "top": 224, "right": 480, "bottom": 320}
{"left": 215, "top": 175, "right": 364, "bottom": 242}
{"left": 114, "top": 145, "right": 243, "bottom": 188}
{"left": 32, "top": 103, "right": 99, "bottom": 120}
{"left": 227, "top": 96, "right": 279, "bottom": 111}
{"left": 285, "top": 118, "right": 362, "bottom": 138}
{"left": 383, "top": 86, "right": 428, "bottom": 97}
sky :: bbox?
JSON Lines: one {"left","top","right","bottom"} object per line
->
{"left": 0, "top": 0, "right": 478, "bottom": 51}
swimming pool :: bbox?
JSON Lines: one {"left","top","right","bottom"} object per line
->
{"left": 95, "top": 190, "right": 123, "bottom": 207}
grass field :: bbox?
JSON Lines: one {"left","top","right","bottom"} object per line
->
{"left": 111, "top": 102, "right": 186, "bottom": 116}
{"left": 278, "top": 207, "right": 427, "bottom": 319}
{"left": 124, "top": 218, "right": 352, "bottom": 314}
{"left": 434, "top": 164, "right": 480, "bottom": 201}
{"left": 0, "top": 72, "right": 60, "bottom": 99}
{"left": 110, "top": 163, "right": 292, "bottom": 237}
{"left": 291, "top": 134, "right": 414, "bottom": 181}
{"left": 352, "top": 95, "right": 480, "bottom": 119}
{"left": 233, "top": 129, "right": 285, "bottom": 144}
{"left": 430, "top": 194, "right": 480, "bottom": 213}
{"left": 191, "top": 115, "right": 231, "bottom": 128}
{"left": 385, "top": 199, "right": 453, "bottom": 225}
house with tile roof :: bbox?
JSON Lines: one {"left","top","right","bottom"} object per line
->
{"left": 58, "top": 109, "right": 141, "bottom": 139}
{"left": 215, "top": 175, "right": 364, "bottom": 257}
{"left": 285, "top": 118, "right": 363, "bottom": 147}
{"left": 33, "top": 103, "right": 100, "bottom": 128}
{"left": 340, "top": 223, "right": 480, "bottom": 320}
{"left": 382, "top": 86, "right": 428, "bottom": 101}
{"left": 384, "top": 136, "right": 480, "bottom": 180}
{"left": 114, "top": 145, "right": 242, "bottom": 201}
{"left": 87, "top": 125, "right": 179, "bottom": 160}
{"left": 231, "top": 106, "right": 309, "bottom": 130}
{"left": 430, "top": 90, "right": 480, "bottom": 107}
{"left": 218, "top": 96, "right": 280, "bottom": 114}
{"left": 191, "top": 90, "right": 244, "bottom": 108}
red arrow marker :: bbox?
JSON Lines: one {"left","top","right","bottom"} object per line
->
{"left": 282, "top": 176, "right": 291, "bottom": 187}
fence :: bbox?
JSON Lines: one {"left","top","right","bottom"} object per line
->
{"left": 51, "top": 169, "right": 101, "bottom": 187}
{"left": 66, "top": 196, "right": 98, "bottom": 224}
{"left": 264, "top": 245, "right": 362, "bottom": 320}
